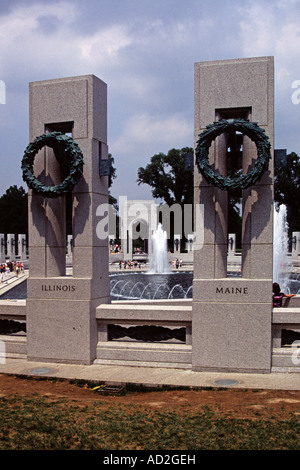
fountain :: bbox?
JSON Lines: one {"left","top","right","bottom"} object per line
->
{"left": 3, "top": 205, "right": 300, "bottom": 301}
{"left": 273, "top": 204, "right": 291, "bottom": 293}
{"left": 148, "top": 223, "right": 170, "bottom": 274}
{"left": 110, "top": 271, "right": 193, "bottom": 300}
{"left": 0, "top": 221, "right": 193, "bottom": 301}
{"left": 109, "top": 223, "right": 192, "bottom": 300}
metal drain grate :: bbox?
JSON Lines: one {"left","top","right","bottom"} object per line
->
{"left": 93, "top": 384, "right": 125, "bottom": 394}
{"left": 215, "top": 379, "right": 239, "bottom": 386}
{"left": 30, "top": 368, "right": 52, "bottom": 375}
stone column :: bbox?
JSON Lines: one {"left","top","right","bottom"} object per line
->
{"left": 120, "top": 197, "right": 131, "bottom": 260}
{"left": 26, "top": 75, "right": 110, "bottom": 364}
{"left": 0, "top": 234, "right": 5, "bottom": 263}
{"left": 67, "top": 235, "right": 72, "bottom": 257}
{"left": 6, "top": 234, "right": 15, "bottom": 261}
{"left": 193, "top": 57, "right": 274, "bottom": 373}
{"left": 18, "top": 234, "right": 27, "bottom": 261}
{"left": 187, "top": 234, "right": 194, "bottom": 252}
{"left": 228, "top": 233, "right": 236, "bottom": 260}
{"left": 292, "top": 232, "right": 300, "bottom": 261}
{"left": 174, "top": 235, "right": 181, "bottom": 253}
{"left": 109, "top": 235, "right": 115, "bottom": 253}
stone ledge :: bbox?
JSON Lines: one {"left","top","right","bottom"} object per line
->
{"left": 272, "top": 347, "right": 300, "bottom": 370}
{"left": 93, "top": 359, "right": 191, "bottom": 369}
{"left": 272, "top": 308, "right": 300, "bottom": 324}
{"left": 96, "top": 303, "right": 192, "bottom": 322}
{"left": 0, "top": 301, "right": 26, "bottom": 320}
{"left": 0, "top": 335, "right": 27, "bottom": 355}
{"left": 97, "top": 341, "right": 192, "bottom": 351}
{"left": 96, "top": 341, "right": 192, "bottom": 366}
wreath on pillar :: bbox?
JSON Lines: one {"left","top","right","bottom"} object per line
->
{"left": 195, "top": 118, "right": 271, "bottom": 190}
{"left": 21, "top": 132, "right": 84, "bottom": 198}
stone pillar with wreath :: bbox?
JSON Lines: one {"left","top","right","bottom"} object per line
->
{"left": 22, "top": 75, "right": 110, "bottom": 364}
{"left": 192, "top": 57, "right": 274, "bottom": 373}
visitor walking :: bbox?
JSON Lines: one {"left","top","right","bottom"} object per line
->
{"left": 0, "top": 264, "right": 5, "bottom": 283}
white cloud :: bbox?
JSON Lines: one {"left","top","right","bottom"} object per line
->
{"left": 238, "top": 1, "right": 300, "bottom": 86}
{"left": 0, "top": 1, "right": 76, "bottom": 41}
{"left": 0, "top": 2, "right": 76, "bottom": 79}
{"left": 0, "top": 2, "right": 133, "bottom": 83}
{"left": 79, "top": 25, "right": 132, "bottom": 65}
{"left": 111, "top": 112, "right": 192, "bottom": 155}
{"left": 1, "top": 0, "right": 300, "bottom": 199}
{"left": 236, "top": 0, "right": 300, "bottom": 153}
{"left": 109, "top": 111, "right": 193, "bottom": 200}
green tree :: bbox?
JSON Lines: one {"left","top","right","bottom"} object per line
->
{"left": 0, "top": 185, "right": 28, "bottom": 235}
{"left": 137, "top": 146, "right": 244, "bottom": 249}
{"left": 274, "top": 151, "right": 300, "bottom": 232}
{"left": 108, "top": 154, "right": 118, "bottom": 210}
{"left": 137, "top": 148, "right": 193, "bottom": 251}
{"left": 137, "top": 147, "right": 193, "bottom": 205}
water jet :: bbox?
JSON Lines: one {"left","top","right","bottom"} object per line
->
{"left": 148, "top": 223, "right": 170, "bottom": 274}
{"left": 273, "top": 204, "right": 291, "bottom": 293}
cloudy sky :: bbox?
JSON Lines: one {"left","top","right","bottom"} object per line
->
{"left": 0, "top": 0, "right": 300, "bottom": 203}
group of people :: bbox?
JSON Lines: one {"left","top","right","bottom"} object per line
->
{"left": 0, "top": 260, "right": 24, "bottom": 283}
{"left": 118, "top": 258, "right": 185, "bottom": 270}
{"left": 174, "top": 259, "right": 183, "bottom": 269}
{"left": 119, "top": 260, "right": 142, "bottom": 269}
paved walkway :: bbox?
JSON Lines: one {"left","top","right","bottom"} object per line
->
{"left": 0, "top": 270, "right": 28, "bottom": 296}
{"left": 0, "top": 358, "right": 299, "bottom": 391}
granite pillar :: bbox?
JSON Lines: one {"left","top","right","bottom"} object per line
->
{"left": 26, "top": 75, "right": 110, "bottom": 364}
{"left": 6, "top": 234, "right": 15, "bottom": 261}
{"left": 292, "top": 232, "right": 300, "bottom": 261}
{"left": 18, "top": 234, "right": 27, "bottom": 261}
{"left": 0, "top": 234, "right": 5, "bottom": 263}
{"left": 193, "top": 57, "right": 274, "bottom": 373}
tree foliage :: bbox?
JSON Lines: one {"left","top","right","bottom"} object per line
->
{"left": 0, "top": 185, "right": 28, "bottom": 235}
{"left": 137, "top": 147, "right": 194, "bottom": 205}
{"left": 108, "top": 153, "right": 118, "bottom": 210}
{"left": 0, "top": 155, "right": 117, "bottom": 238}
{"left": 274, "top": 152, "right": 300, "bottom": 231}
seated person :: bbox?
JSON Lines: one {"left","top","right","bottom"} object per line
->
{"left": 272, "top": 282, "right": 295, "bottom": 307}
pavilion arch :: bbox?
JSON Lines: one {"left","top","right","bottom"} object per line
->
{"left": 120, "top": 199, "right": 158, "bottom": 260}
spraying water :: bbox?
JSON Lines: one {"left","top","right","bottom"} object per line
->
{"left": 273, "top": 204, "right": 291, "bottom": 293}
{"left": 148, "top": 223, "right": 170, "bottom": 273}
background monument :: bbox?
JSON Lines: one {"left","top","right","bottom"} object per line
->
{"left": 193, "top": 57, "right": 274, "bottom": 373}
{"left": 25, "top": 75, "right": 110, "bottom": 364}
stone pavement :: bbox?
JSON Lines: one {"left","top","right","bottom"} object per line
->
{"left": 0, "top": 357, "right": 299, "bottom": 391}
{"left": 0, "top": 270, "right": 28, "bottom": 296}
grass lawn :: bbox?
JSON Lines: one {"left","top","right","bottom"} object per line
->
{"left": 0, "top": 392, "right": 299, "bottom": 451}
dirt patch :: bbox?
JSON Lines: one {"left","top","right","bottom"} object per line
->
{"left": 0, "top": 373, "right": 300, "bottom": 420}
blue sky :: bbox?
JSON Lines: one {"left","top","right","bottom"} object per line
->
{"left": 0, "top": 0, "right": 300, "bottom": 202}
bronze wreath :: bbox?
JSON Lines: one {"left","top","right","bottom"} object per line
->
{"left": 195, "top": 118, "right": 271, "bottom": 190}
{"left": 21, "top": 132, "right": 84, "bottom": 198}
